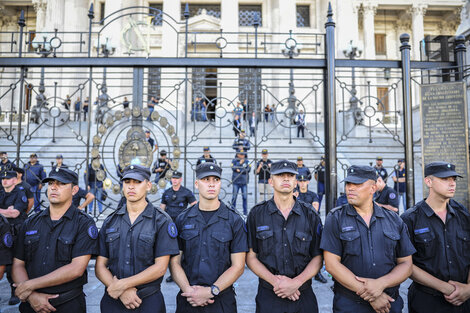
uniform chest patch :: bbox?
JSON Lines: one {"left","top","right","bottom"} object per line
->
{"left": 256, "top": 225, "right": 269, "bottom": 232}
{"left": 389, "top": 193, "right": 396, "bottom": 199}
{"left": 414, "top": 227, "right": 430, "bottom": 235}
{"left": 87, "top": 225, "right": 98, "bottom": 239}
{"left": 3, "top": 232, "right": 12, "bottom": 248}
{"left": 168, "top": 222, "right": 178, "bottom": 238}
{"left": 341, "top": 226, "right": 355, "bottom": 232}
{"left": 26, "top": 230, "right": 38, "bottom": 236}
{"left": 183, "top": 224, "right": 195, "bottom": 230}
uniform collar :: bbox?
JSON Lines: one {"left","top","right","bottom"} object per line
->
{"left": 266, "top": 197, "right": 302, "bottom": 215}
{"left": 117, "top": 201, "right": 154, "bottom": 218}
{"left": 345, "top": 202, "right": 385, "bottom": 218}
{"left": 41, "top": 205, "right": 76, "bottom": 220}
{"left": 187, "top": 201, "right": 229, "bottom": 220}
{"left": 420, "top": 199, "right": 456, "bottom": 217}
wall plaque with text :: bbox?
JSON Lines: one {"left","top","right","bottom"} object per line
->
{"left": 420, "top": 81, "right": 470, "bottom": 208}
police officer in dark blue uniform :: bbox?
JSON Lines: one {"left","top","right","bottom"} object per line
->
{"left": 0, "top": 214, "right": 13, "bottom": 279}
{"left": 231, "top": 149, "right": 251, "bottom": 215}
{"left": 374, "top": 157, "right": 388, "bottom": 181}
{"left": 246, "top": 160, "right": 323, "bottom": 313}
{"left": 0, "top": 170, "right": 29, "bottom": 305}
{"left": 232, "top": 130, "right": 250, "bottom": 154}
{"left": 196, "top": 147, "right": 217, "bottom": 166}
{"left": 72, "top": 187, "right": 95, "bottom": 211}
{"left": 296, "top": 157, "right": 312, "bottom": 180}
{"left": 401, "top": 162, "right": 470, "bottom": 313}
{"left": 161, "top": 170, "right": 197, "bottom": 283}
{"left": 321, "top": 165, "right": 416, "bottom": 313}
{"left": 294, "top": 174, "right": 320, "bottom": 212}
{"left": 12, "top": 168, "right": 98, "bottom": 313}
{"left": 12, "top": 166, "right": 34, "bottom": 214}
{"left": 24, "top": 153, "right": 47, "bottom": 213}
{"left": 0, "top": 151, "right": 13, "bottom": 173}
{"left": 161, "top": 171, "right": 197, "bottom": 221}
{"left": 170, "top": 162, "right": 248, "bottom": 313}
{"left": 314, "top": 156, "right": 326, "bottom": 207}
{"left": 95, "top": 165, "right": 179, "bottom": 313}
{"left": 374, "top": 176, "right": 399, "bottom": 213}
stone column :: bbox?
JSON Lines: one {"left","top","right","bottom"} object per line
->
{"left": 44, "top": 0, "right": 65, "bottom": 32}
{"left": 220, "top": 0, "right": 239, "bottom": 111}
{"left": 32, "top": 0, "right": 47, "bottom": 32}
{"left": 410, "top": 4, "right": 427, "bottom": 60}
{"left": 362, "top": 1, "right": 377, "bottom": 60}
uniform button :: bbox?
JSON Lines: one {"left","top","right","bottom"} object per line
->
{"left": 42, "top": 262, "right": 45, "bottom": 265}
{"left": 373, "top": 263, "right": 376, "bottom": 266}
{"left": 126, "top": 261, "right": 129, "bottom": 264}
{"left": 284, "top": 244, "right": 287, "bottom": 247}
{"left": 447, "top": 245, "right": 450, "bottom": 248}
{"left": 203, "top": 242, "right": 206, "bottom": 245}
{"left": 127, "top": 244, "right": 130, "bottom": 248}
{"left": 46, "top": 246, "right": 49, "bottom": 249}
{"left": 449, "top": 261, "right": 452, "bottom": 264}
{"left": 283, "top": 227, "right": 286, "bottom": 231}
{"left": 201, "top": 258, "right": 205, "bottom": 262}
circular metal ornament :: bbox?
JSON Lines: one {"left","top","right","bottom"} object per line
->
{"left": 91, "top": 148, "right": 100, "bottom": 158}
{"left": 167, "top": 125, "right": 175, "bottom": 136}
{"left": 165, "top": 170, "right": 173, "bottom": 179}
{"left": 159, "top": 117, "right": 168, "bottom": 127}
{"left": 171, "top": 136, "right": 179, "bottom": 146}
{"left": 158, "top": 178, "right": 167, "bottom": 188}
{"left": 103, "top": 178, "right": 112, "bottom": 189}
{"left": 93, "top": 135, "right": 101, "bottom": 145}
{"left": 118, "top": 132, "right": 153, "bottom": 169}
{"left": 98, "top": 124, "right": 107, "bottom": 135}
{"left": 124, "top": 108, "right": 131, "bottom": 117}
{"left": 171, "top": 160, "right": 179, "bottom": 170}
{"left": 151, "top": 110, "right": 160, "bottom": 121}
{"left": 115, "top": 110, "right": 123, "bottom": 120}
{"left": 92, "top": 159, "right": 101, "bottom": 170}
{"left": 132, "top": 107, "right": 141, "bottom": 117}
{"left": 112, "top": 184, "right": 121, "bottom": 194}
{"left": 173, "top": 148, "right": 181, "bottom": 159}
{"left": 142, "top": 107, "right": 150, "bottom": 118}
{"left": 106, "top": 116, "right": 114, "bottom": 127}
{"left": 96, "top": 170, "right": 106, "bottom": 181}
{"left": 150, "top": 184, "right": 158, "bottom": 194}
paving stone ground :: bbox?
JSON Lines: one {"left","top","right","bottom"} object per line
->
{"left": 0, "top": 264, "right": 411, "bottom": 313}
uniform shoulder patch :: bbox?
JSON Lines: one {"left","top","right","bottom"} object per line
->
{"left": 3, "top": 232, "right": 13, "bottom": 248}
{"left": 316, "top": 223, "right": 323, "bottom": 236}
{"left": 389, "top": 192, "right": 396, "bottom": 199}
{"left": 22, "top": 195, "right": 27, "bottom": 203}
{"left": 168, "top": 222, "right": 178, "bottom": 238}
{"left": 87, "top": 225, "right": 98, "bottom": 239}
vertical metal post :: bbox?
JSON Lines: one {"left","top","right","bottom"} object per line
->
{"left": 455, "top": 35, "right": 467, "bottom": 81}
{"left": 133, "top": 67, "right": 144, "bottom": 128}
{"left": 400, "top": 33, "right": 415, "bottom": 208}
{"left": 324, "top": 3, "right": 337, "bottom": 215}
{"left": 183, "top": 4, "right": 189, "bottom": 187}
{"left": 85, "top": 3, "right": 94, "bottom": 188}
{"left": 16, "top": 10, "right": 26, "bottom": 166}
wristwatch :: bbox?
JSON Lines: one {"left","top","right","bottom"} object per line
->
{"left": 210, "top": 284, "right": 220, "bottom": 297}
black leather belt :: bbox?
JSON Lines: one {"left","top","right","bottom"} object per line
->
{"left": 48, "top": 287, "right": 83, "bottom": 307}
{"left": 259, "top": 278, "right": 312, "bottom": 292}
{"left": 136, "top": 285, "right": 161, "bottom": 299}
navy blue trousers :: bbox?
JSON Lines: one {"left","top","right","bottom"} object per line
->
{"left": 255, "top": 285, "right": 318, "bottom": 313}
{"left": 175, "top": 288, "right": 237, "bottom": 313}
{"left": 333, "top": 292, "right": 403, "bottom": 313}
{"left": 100, "top": 291, "right": 166, "bottom": 313}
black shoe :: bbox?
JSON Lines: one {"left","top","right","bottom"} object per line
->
{"left": 314, "top": 272, "right": 327, "bottom": 284}
{"left": 9, "top": 295, "right": 20, "bottom": 305}
{"left": 165, "top": 275, "right": 174, "bottom": 283}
